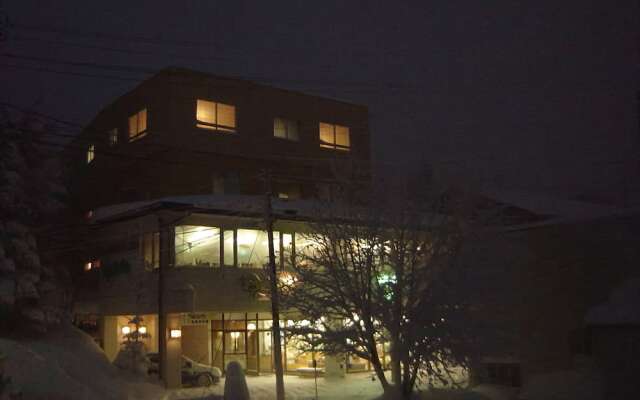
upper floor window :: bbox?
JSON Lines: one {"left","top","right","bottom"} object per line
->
{"left": 211, "top": 172, "right": 240, "bottom": 195}
{"left": 108, "top": 128, "right": 118, "bottom": 146}
{"left": 273, "top": 118, "right": 299, "bottom": 141}
{"left": 87, "top": 144, "right": 95, "bottom": 164}
{"left": 319, "top": 122, "right": 350, "bottom": 151}
{"left": 196, "top": 99, "right": 236, "bottom": 132}
{"left": 128, "top": 109, "right": 147, "bottom": 141}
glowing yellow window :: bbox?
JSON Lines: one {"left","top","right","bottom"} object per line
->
{"left": 128, "top": 108, "right": 147, "bottom": 141}
{"left": 196, "top": 99, "right": 236, "bottom": 132}
{"left": 319, "top": 122, "right": 350, "bottom": 151}
{"left": 87, "top": 144, "right": 95, "bottom": 164}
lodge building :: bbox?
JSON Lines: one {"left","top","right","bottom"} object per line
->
{"left": 69, "top": 68, "right": 375, "bottom": 388}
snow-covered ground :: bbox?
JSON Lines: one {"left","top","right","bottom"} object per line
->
{"left": 164, "top": 374, "right": 515, "bottom": 400}
{"left": 0, "top": 324, "right": 164, "bottom": 400}
{"left": 0, "top": 325, "right": 517, "bottom": 400}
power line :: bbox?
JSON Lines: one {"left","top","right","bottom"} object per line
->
{"left": 0, "top": 62, "right": 142, "bottom": 82}
{"left": 0, "top": 52, "right": 424, "bottom": 90}
{"left": 12, "top": 22, "right": 221, "bottom": 48}
{"left": 11, "top": 34, "right": 231, "bottom": 63}
{"left": 4, "top": 102, "right": 634, "bottom": 179}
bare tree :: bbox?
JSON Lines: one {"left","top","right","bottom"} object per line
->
{"left": 278, "top": 180, "right": 490, "bottom": 399}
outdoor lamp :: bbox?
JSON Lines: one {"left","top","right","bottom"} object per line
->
{"left": 170, "top": 329, "right": 181, "bottom": 338}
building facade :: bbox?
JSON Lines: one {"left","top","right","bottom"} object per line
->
{"left": 69, "top": 68, "right": 373, "bottom": 387}
{"left": 68, "top": 67, "right": 371, "bottom": 211}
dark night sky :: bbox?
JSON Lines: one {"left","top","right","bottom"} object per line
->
{"left": 2, "top": 1, "right": 638, "bottom": 205}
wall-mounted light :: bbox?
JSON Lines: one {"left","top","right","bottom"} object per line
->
{"left": 121, "top": 326, "right": 131, "bottom": 335}
{"left": 84, "top": 260, "right": 101, "bottom": 272}
{"left": 170, "top": 329, "right": 181, "bottom": 339}
{"left": 138, "top": 326, "right": 148, "bottom": 335}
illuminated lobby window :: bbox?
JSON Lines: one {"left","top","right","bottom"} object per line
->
{"left": 175, "top": 225, "right": 221, "bottom": 267}
{"left": 236, "top": 229, "right": 280, "bottom": 268}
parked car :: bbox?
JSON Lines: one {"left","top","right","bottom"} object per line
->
{"left": 147, "top": 353, "right": 222, "bottom": 387}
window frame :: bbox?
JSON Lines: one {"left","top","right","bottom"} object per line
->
{"left": 128, "top": 108, "right": 148, "bottom": 141}
{"left": 108, "top": 128, "right": 119, "bottom": 146}
{"left": 87, "top": 144, "right": 95, "bottom": 164}
{"left": 319, "top": 122, "right": 350, "bottom": 151}
{"left": 196, "top": 99, "right": 237, "bottom": 133}
{"left": 140, "top": 231, "right": 160, "bottom": 270}
{"left": 273, "top": 117, "right": 300, "bottom": 141}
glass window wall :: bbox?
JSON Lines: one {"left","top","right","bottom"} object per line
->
{"left": 175, "top": 225, "right": 221, "bottom": 267}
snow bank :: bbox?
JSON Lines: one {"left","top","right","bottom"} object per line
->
{"left": 517, "top": 356, "right": 604, "bottom": 400}
{"left": 0, "top": 324, "right": 164, "bottom": 400}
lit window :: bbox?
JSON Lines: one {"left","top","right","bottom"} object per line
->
{"left": 237, "top": 229, "right": 280, "bottom": 268}
{"left": 87, "top": 145, "right": 95, "bottom": 164}
{"left": 84, "top": 259, "right": 101, "bottom": 271}
{"left": 174, "top": 225, "right": 221, "bottom": 267}
{"left": 196, "top": 99, "right": 236, "bottom": 132}
{"left": 273, "top": 118, "right": 299, "bottom": 141}
{"left": 108, "top": 128, "right": 118, "bottom": 146}
{"left": 140, "top": 232, "right": 159, "bottom": 269}
{"left": 128, "top": 108, "right": 148, "bottom": 141}
{"left": 319, "top": 122, "right": 350, "bottom": 151}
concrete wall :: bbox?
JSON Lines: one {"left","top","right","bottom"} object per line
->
{"left": 95, "top": 267, "right": 272, "bottom": 316}
{"left": 181, "top": 324, "right": 210, "bottom": 364}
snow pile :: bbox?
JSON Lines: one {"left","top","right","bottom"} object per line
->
{"left": 585, "top": 278, "right": 640, "bottom": 325}
{"left": 223, "top": 361, "right": 250, "bottom": 400}
{"left": 517, "top": 356, "right": 604, "bottom": 400}
{"left": 0, "top": 324, "right": 164, "bottom": 400}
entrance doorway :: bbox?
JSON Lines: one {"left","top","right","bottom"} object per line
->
{"left": 211, "top": 312, "right": 274, "bottom": 375}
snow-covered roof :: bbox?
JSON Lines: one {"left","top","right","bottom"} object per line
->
{"left": 480, "top": 188, "right": 613, "bottom": 219}
{"left": 585, "top": 278, "right": 640, "bottom": 325}
{"left": 92, "top": 194, "right": 321, "bottom": 223}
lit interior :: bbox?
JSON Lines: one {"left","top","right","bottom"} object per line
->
{"left": 196, "top": 99, "right": 236, "bottom": 132}
{"left": 175, "top": 225, "right": 220, "bottom": 267}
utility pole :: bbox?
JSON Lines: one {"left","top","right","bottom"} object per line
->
{"left": 263, "top": 169, "right": 285, "bottom": 400}
{"left": 157, "top": 213, "right": 170, "bottom": 384}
